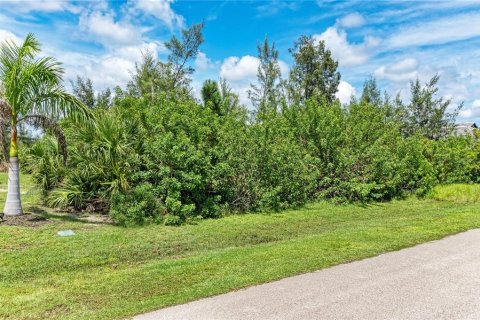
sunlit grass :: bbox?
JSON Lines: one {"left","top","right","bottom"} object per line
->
{"left": 429, "top": 183, "right": 480, "bottom": 203}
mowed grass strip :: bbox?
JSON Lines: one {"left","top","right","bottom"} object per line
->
{"left": 1, "top": 174, "right": 480, "bottom": 319}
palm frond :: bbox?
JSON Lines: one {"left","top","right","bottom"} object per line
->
{"left": 16, "top": 57, "right": 64, "bottom": 107}
{"left": 46, "top": 185, "right": 85, "bottom": 209}
{"left": 0, "top": 33, "right": 40, "bottom": 68}
{"left": 17, "top": 33, "right": 41, "bottom": 61}
{"left": 18, "top": 114, "right": 68, "bottom": 164}
{"left": 0, "top": 33, "right": 41, "bottom": 110}
{"left": 0, "top": 33, "right": 92, "bottom": 123}
{"left": 26, "top": 85, "right": 91, "bottom": 121}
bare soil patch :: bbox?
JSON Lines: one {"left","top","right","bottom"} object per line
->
{"left": 1, "top": 214, "right": 51, "bottom": 227}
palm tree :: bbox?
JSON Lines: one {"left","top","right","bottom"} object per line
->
{"left": 0, "top": 33, "right": 89, "bottom": 216}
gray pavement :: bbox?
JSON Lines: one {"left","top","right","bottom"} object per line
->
{"left": 135, "top": 229, "right": 480, "bottom": 320}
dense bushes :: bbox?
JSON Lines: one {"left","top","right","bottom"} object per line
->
{"left": 428, "top": 136, "right": 477, "bottom": 184}
{"left": 23, "top": 90, "right": 479, "bottom": 226}
{"left": 19, "top": 26, "right": 480, "bottom": 225}
{"left": 130, "top": 96, "right": 223, "bottom": 221}
{"left": 110, "top": 184, "right": 164, "bottom": 226}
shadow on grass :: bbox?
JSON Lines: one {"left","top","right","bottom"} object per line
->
{"left": 28, "top": 206, "right": 113, "bottom": 225}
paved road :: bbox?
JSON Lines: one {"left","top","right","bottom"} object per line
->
{"left": 135, "top": 229, "right": 480, "bottom": 320}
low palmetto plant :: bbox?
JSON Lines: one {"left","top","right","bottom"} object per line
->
{"left": 22, "top": 135, "right": 66, "bottom": 195}
{"left": 45, "top": 112, "right": 134, "bottom": 211}
{"left": 0, "top": 33, "right": 90, "bottom": 215}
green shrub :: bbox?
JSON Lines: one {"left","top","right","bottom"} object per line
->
{"left": 110, "top": 184, "right": 164, "bottom": 226}
{"left": 130, "top": 97, "right": 223, "bottom": 222}
{"left": 17, "top": 27, "right": 478, "bottom": 226}
{"left": 163, "top": 215, "right": 182, "bottom": 226}
{"left": 429, "top": 136, "right": 477, "bottom": 184}
{"left": 217, "top": 111, "right": 317, "bottom": 212}
{"left": 21, "top": 85, "right": 478, "bottom": 226}
{"left": 299, "top": 99, "right": 436, "bottom": 202}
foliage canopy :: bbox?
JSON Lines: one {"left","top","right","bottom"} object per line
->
{"left": 9, "top": 27, "right": 477, "bottom": 226}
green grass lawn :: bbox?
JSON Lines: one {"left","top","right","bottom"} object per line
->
{"left": 430, "top": 183, "right": 480, "bottom": 203}
{"left": 1, "top": 173, "right": 480, "bottom": 319}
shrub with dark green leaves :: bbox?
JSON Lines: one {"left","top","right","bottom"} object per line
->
{"left": 429, "top": 135, "right": 476, "bottom": 184}
{"left": 18, "top": 27, "right": 478, "bottom": 226}
{"left": 110, "top": 184, "right": 164, "bottom": 226}
{"left": 23, "top": 91, "right": 475, "bottom": 225}
{"left": 289, "top": 98, "right": 436, "bottom": 202}
{"left": 128, "top": 96, "right": 223, "bottom": 221}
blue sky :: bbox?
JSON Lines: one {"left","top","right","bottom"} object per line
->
{"left": 0, "top": 0, "right": 479, "bottom": 122}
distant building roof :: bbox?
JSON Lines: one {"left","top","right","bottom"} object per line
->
{"left": 454, "top": 122, "right": 478, "bottom": 136}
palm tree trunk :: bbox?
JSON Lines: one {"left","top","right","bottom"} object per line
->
{"left": 4, "top": 125, "right": 23, "bottom": 216}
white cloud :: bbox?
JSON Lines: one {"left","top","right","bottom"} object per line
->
{"left": 459, "top": 100, "right": 480, "bottom": 120}
{"left": 219, "top": 55, "right": 288, "bottom": 82}
{"left": 131, "top": 0, "right": 184, "bottom": 29}
{"left": 278, "top": 60, "right": 289, "bottom": 76}
{"left": 115, "top": 42, "right": 161, "bottom": 61}
{"left": 0, "top": 0, "right": 79, "bottom": 13}
{"left": 219, "top": 55, "right": 261, "bottom": 106}
{"left": 79, "top": 11, "right": 143, "bottom": 47}
{"left": 337, "top": 12, "right": 365, "bottom": 28}
{"left": 220, "top": 55, "right": 259, "bottom": 82}
{"left": 231, "top": 82, "right": 252, "bottom": 107}
{"left": 0, "top": 29, "right": 21, "bottom": 44}
{"left": 435, "top": 66, "right": 471, "bottom": 107}
{"left": 373, "top": 59, "right": 473, "bottom": 119}
{"left": 218, "top": 55, "right": 288, "bottom": 106}
{"left": 314, "top": 27, "right": 377, "bottom": 67}
{"left": 386, "top": 12, "right": 480, "bottom": 49}
{"left": 336, "top": 80, "right": 356, "bottom": 104}
{"left": 375, "top": 58, "right": 419, "bottom": 83}
{"left": 59, "top": 42, "right": 161, "bottom": 90}
{"left": 195, "top": 52, "right": 214, "bottom": 71}
{"left": 387, "top": 58, "right": 418, "bottom": 73}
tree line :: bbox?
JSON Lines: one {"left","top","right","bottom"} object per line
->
{"left": 2, "top": 24, "right": 478, "bottom": 225}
